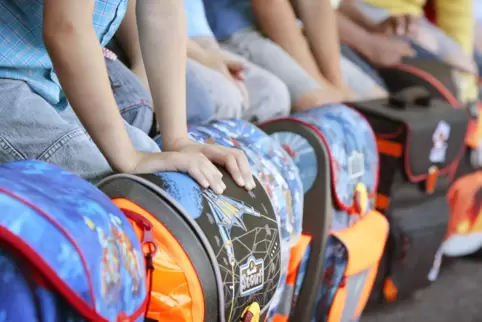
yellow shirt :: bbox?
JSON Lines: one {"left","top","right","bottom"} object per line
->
{"left": 363, "top": 0, "right": 474, "bottom": 55}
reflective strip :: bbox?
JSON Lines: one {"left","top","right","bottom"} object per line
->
{"left": 276, "top": 284, "right": 295, "bottom": 317}
{"left": 340, "top": 269, "right": 370, "bottom": 322}
{"left": 274, "top": 235, "right": 311, "bottom": 319}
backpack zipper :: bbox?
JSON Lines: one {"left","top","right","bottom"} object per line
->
{"left": 121, "top": 209, "right": 157, "bottom": 258}
{"left": 120, "top": 209, "right": 157, "bottom": 321}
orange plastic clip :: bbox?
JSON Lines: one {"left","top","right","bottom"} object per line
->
{"left": 383, "top": 278, "right": 399, "bottom": 303}
{"left": 466, "top": 102, "right": 482, "bottom": 149}
{"left": 426, "top": 166, "right": 439, "bottom": 194}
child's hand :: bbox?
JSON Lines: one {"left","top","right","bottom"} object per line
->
{"left": 361, "top": 34, "right": 415, "bottom": 67}
{"left": 130, "top": 150, "right": 227, "bottom": 194}
{"left": 337, "top": 83, "right": 359, "bottom": 102}
{"left": 374, "top": 15, "right": 420, "bottom": 38}
{"left": 167, "top": 138, "right": 256, "bottom": 191}
{"left": 132, "top": 138, "right": 255, "bottom": 193}
{"left": 199, "top": 50, "right": 250, "bottom": 109}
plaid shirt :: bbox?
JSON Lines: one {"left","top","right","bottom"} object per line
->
{"left": 0, "top": 0, "right": 128, "bottom": 111}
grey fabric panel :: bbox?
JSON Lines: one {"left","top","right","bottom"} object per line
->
{"left": 341, "top": 268, "right": 371, "bottom": 322}
{"left": 276, "top": 283, "right": 295, "bottom": 317}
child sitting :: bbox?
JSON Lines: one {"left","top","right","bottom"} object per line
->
{"left": 0, "top": 0, "right": 254, "bottom": 194}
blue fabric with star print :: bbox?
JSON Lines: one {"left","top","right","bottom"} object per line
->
{"left": 270, "top": 104, "right": 378, "bottom": 229}
{"left": 267, "top": 104, "right": 381, "bottom": 321}
{"left": 0, "top": 160, "right": 147, "bottom": 322}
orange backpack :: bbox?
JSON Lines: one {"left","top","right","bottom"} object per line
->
{"left": 442, "top": 172, "right": 482, "bottom": 257}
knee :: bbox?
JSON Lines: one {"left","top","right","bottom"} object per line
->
{"left": 293, "top": 87, "right": 343, "bottom": 112}
{"left": 260, "top": 76, "right": 291, "bottom": 121}
{"left": 412, "top": 30, "right": 439, "bottom": 54}
{"left": 445, "top": 54, "right": 478, "bottom": 75}
{"left": 186, "top": 72, "right": 216, "bottom": 125}
{"left": 186, "top": 85, "right": 216, "bottom": 125}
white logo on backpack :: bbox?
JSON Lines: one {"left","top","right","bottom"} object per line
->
{"left": 239, "top": 256, "right": 264, "bottom": 297}
{"left": 348, "top": 151, "right": 365, "bottom": 181}
{"left": 430, "top": 121, "right": 451, "bottom": 163}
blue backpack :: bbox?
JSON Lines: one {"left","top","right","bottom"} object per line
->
{"left": 0, "top": 161, "right": 148, "bottom": 322}
{"left": 261, "top": 104, "right": 389, "bottom": 321}
{"left": 183, "top": 119, "right": 304, "bottom": 321}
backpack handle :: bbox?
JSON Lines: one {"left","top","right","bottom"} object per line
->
{"left": 388, "top": 87, "right": 432, "bottom": 109}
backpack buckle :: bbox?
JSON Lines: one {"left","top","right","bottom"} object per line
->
{"left": 241, "top": 302, "right": 260, "bottom": 322}
{"left": 426, "top": 166, "right": 439, "bottom": 194}
{"left": 354, "top": 182, "right": 368, "bottom": 216}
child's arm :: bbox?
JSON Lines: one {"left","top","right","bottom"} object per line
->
{"left": 43, "top": 0, "right": 251, "bottom": 193}
{"left": 136, "top": 0, "right": 189, "bottom": 147}
{"left": 338, "top": 0, "right": 378, "bottom": 32}
{"left": 251, "top": 0, "right": 326, "bottom": 84}
{"left": 337, "top": 11, "right": 414, "bottom": 67}
{"left": 43, "top": 0, "right": 140, "bottom": 173}
{"left": 188, "top": 39, "right": 244, "bottom": 81}
{"left": 291, "top": 0, "right": 344, "bottom": 88}
{"left": 136, "top": 0, "right": 254, "bottom": 189}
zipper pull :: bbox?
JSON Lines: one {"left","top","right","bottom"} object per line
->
{"left": 121, "top": 209, "right": 157, "bottom": 256}
{"left": 142, "top": 226, "right": 157, "bottom": 257}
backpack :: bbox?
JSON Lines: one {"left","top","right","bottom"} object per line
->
{"left": 0, "top": 160, "right": 148, "bottom": 322}
{"left": 185, "top": 119, "right": 304, "bottom": 321}
{"left": 260, "top": 104, "right": 389, "bottom": 322}
{"left": 441, "top": 172, "right": 482, "bottom": 257}
{"left": 98, "top": 120, "right": 292, "bottom": 322}
{"left": 378, "top": 57, "right": 460, "bottom": 107}
{"left": 351, "top": 86, "right": 470, "bottom": 304}
{"left": 426, "top": 171, "right": 482, "bottom": 281}
{"left": 379, "top": 56, "right": 482, "bottom": 172}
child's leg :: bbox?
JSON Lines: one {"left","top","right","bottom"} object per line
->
{"left": 222, "top": 28, "right": 343, "bottom": 111}
{"left": 340, "top": 44, "right": 388, "bottom": 89}
{"left": 219, "top": 49, "right": 291, "bottom": 123}
{"left": 186, "top": 58, "right": 246, "bottom": 120}
{"left": 340, "top": 55, "right": 388, "bottom": 100}
{"left": 413, "top": 18, "right": 476, "bottom": 75}
{"left": 186, "top": 64, "right": 217, "bottom": 125}
{"left": 0, "top": 79, "right": 160, "bottom": 183}
{"left": 410, "top": 18, "right": 478, "bottom": 103}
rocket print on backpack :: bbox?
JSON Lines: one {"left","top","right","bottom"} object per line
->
{"left": 185, "top": 119, "right": 304, "bottom": 321}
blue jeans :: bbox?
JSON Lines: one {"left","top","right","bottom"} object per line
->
{"left": 0, "top": 59, "right": 161, "bottom": 182}
{"left": 107, "top": 37, "right": 214, "bottom": 126}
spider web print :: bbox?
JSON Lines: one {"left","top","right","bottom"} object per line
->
{"left": 200, "top": 195, "right": 281, "bottom": 322}
{"left": 217, "top": 224, "right": 281, "bottom": 321}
